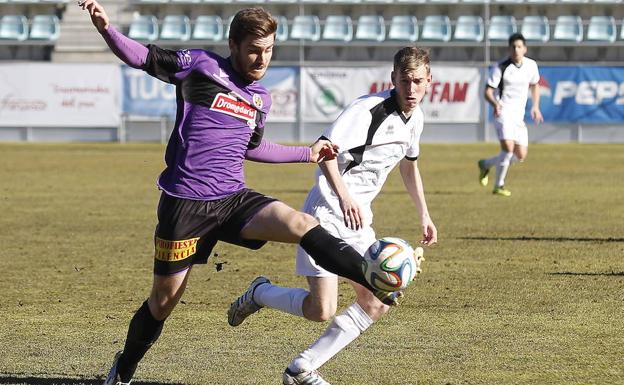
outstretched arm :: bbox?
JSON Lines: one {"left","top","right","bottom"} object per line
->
{"left": 399, "top": 158, "right": 437, "bottom": 246}
{"left": 245, "top": 138, "right": 337, "bottom": 164}
{"left": 79, "top": 0, "right": 148, "bottom": 68}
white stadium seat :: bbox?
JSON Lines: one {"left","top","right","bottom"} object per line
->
{"left": 192, "top": 16, "right": 223, "bottom": 41}
{"left": 160, "top": 15, "right": 191, "bottom": 41}
{"left": 454, "top": 15, "right": 484, "bottom": 42}
{"left": 387, "top": 15, "right": 418, "bottom": 42}
{"left": 521, "top": 16, "right": 550, "bottom": 43}
{"left": 290, "top": 15, "right": 321, "bottom": 41}
{"left": 586, "top": 16, "right": 616, "bottom": 42}
{"left": 355, "top": 15, "right": 386, "bottom": 42}
{"left": 488, "top": 15, "right": 517, "bottom": 41}
{"left": 322, "top": 15, "right": 353, "bottom": 42}
{"left": 553, "top": 15, "right": 583, "bottom": 42}
{"left": 0, "top": 15, "right": 28, "bottom": 41}
{"left": 128, "top": 15, "right": 159, "bottom": 41}
{"left": 421, "top": 15, "right": 451, "bottom": 42}
{"left": 29, "top": 15, "right": 60, "bottom": 41}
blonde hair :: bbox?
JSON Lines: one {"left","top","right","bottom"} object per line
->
{"left": 393, "top": 47, "right": 431, "bottom": 75}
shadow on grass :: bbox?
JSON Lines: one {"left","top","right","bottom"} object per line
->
{"left": 549, "top": 271, "right": 624, "bottom": 277}
{"left": 459, "top": 236, "right": 624, "bottom": 243}
{"left": 0, "top": 376, "right": 177, "bottom": 385}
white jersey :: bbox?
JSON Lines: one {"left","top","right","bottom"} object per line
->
{"left": 487, "top": 56, "right": 540, "bottom": 122}
{"left": 311, "top": 88, "right": 423, "bottom": 227}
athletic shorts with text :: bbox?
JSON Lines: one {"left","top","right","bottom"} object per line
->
{"left": 153, "top": 189, "right": 277, "bottom": 275}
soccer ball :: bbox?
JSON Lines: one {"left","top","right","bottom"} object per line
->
{"left": 362, "top": 237, "right": 423, "bottom": 292}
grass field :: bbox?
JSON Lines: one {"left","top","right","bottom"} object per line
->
{"left": 0, "top": 143, "right": 622, "bottom": 385}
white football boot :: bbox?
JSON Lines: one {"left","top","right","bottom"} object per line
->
{"left": 283, "top": 368, "right": 331, "bottom": 385}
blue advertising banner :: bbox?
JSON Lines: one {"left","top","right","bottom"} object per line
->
{"left": 122, "top": 66, "right": 176, "bottom": 118}
{"left": 529, "top": 66, "right": 624, "bottom": 123}
{"left": 122, "top": 65, "right": 298, "bottom": 121}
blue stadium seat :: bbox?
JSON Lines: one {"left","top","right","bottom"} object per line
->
{"left": 387, "top": 15, "right": 418, "bottom": 42}
{"left": 421, "top": 15, "right": 451, "bottom": 42}
{"left": 453, "top": 15, "right": 484, "bottom": 42}
{"left": 355, "top": 15, "right": 386, "bottom": 42}
{"left": 553, "top": 15, "right": 583, "bottom": 42}
{"left": 160, "top": 15, "right": 191, "bottom": 41}
{"left": 322, "top": 15, "right": 353, "bottom": 42}
{"left": 521, "top": 16, "right": 550, "bottom": 43}
{"left": 290, "top": 15, "right": 321, "bottom": 41}
{"left": 128, "top": 15, "right": 159, "bottom": 41}
{"left": 487, "top": 16, "right": 517, "bottom": 41}
{"left": 0, "top": 15, "right": 28, "bottom": 41}
{"left": 29, "top": 15, "right": 60, "bottom": 41}
{"left": 192, "top": 16, "right": 223, "bottom": 41}
{"left": 275, "top": 15, "right": 289, "bottom": 42}
{"left": 586, "top": 16, "right": 616, "bottom": 42}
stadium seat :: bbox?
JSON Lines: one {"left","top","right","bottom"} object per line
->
{"left": 487, "top": 15, "right": 517, "bottom": 41}
{"left": 290, "top": 15, "right": 321, "bottom": 41}
{"left": 223, "top": 15, "right": 234, "bottom": 39}
{"left": 170, "top": 0, "right": 200, "bottom": 3}
{"left": 553, "top": 15, "right": 583, "bottom": 42}
{"left": 266, "top": 0, "right": 298, "bottom": 2}
{"left": 394, "top": 0, "right": 426, "bottom": 3}
{"left": 387, "top": 15, "right": 418, "bottom": 42}
{"left": 525, "top": 0, "right": 556, "bottom": 3}
{"left": 128, "top": 15, "right": 159, "bottom": 41}
{"left": 521, "top": 16, "right": 550, "bottom": 43}
{"left": 322, "top": 15, "right": 353, "bottom": 42}
{"left": 235, "top": 0, "right": 265, "bottom": 3}
{"left": 453, "top": 15, "right": 484, "bottom": 42}
{"left": 160, "top": 15, "right": 191, "bottom": 41}
{"left": 29, "top": 15, "right": 60, "bottom": 41}
{"left": 275, "top": 15, "right": 289, "bottom": 42}
{"left": 421, "top": 15, "right": 451, "bottom": 42}
{"left": 192, "top": 16, "right": 223, "bottom": 41}
{"left": 202, "top": 0, "right": 231, "bottom": 3}
{"left": 355, "top": 15, "right": 386, "bottom": 42}
{"left": 330, "top": 0, "right": 361, "bottom": 3}
{"left": 591, "top": 0, "right": 621, "bottom": 3}
{"left": 586, "top": 16, "right": 616, "bottom": 42}
{"left": 429, "top": 0, "right": 458, "bottom": 2}
{"left": 0, "top": 15, "right": 28, "bottom": 41}
{"left": 559, "top": 0, "right": 588, "bottom": 2}
{"left": 494, "top": 0, "right": 523, "bottom": 3}
{"left": 135, "top": 0, "right": 168, "bottom": 3}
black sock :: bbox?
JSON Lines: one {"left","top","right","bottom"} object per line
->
{"left": 117, "top": 300, "right": 165, "bottom": 382}
{"left": 300, "top": 225, "right": 373, "bottom": 291}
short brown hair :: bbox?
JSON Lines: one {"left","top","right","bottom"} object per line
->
{"left": 229, "top": 8, "right": 277, "bottom": 45}
{"left": 393, "top": 47, "right": 431, "bottom": 75}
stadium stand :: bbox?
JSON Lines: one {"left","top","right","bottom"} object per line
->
{"left": 586, "top": 16, "right": 616, "bottom": 42}
{"left": 521, "top": 16, "right": 550, "bottom": 43}
{"left": 29, "top": 15, "right": 60, "bottom": 41}
{"left": 290, "top": 15, "right": 321, "bottom": 41}
{"left": 487, "top": 16, "right": 517, "bottom": 41}
{"left": 553, "top": 15, "right": 583, "bottom": 42}
{"left": 322, "top": 15, "right": 353, "bottom": 42}
{"left": 128, "top": 15, "right": 159, "bottom": 41}
{"left": 354, "top": 15, "right": 386, "bottom": 42}
{"left": 421, "top": 15, "right": 452, "bottom": 42}
{"left": 387, "top": 15, "right": 418, "bottom": 42}
{"left": 0, "top": 15, "right": 28, "bottom": 41}
{"left": 160, "top": 15, "right": 191, "bottom": 41}
{"left": 192, "top": 15, "right": 223, "bottom": 41}
{"left": 453, "top": 15, "right": 484, "bottom": 42}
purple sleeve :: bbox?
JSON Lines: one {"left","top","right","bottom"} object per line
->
{"left": 245, "top": 139, "right": 311, "bottom": 163}
{"left": 101, "top": 25, "right": 148, "bottom": 69}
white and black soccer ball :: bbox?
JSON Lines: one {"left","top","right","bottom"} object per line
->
{"left": 362, "top": 237, "right": 422, "bottom": 292}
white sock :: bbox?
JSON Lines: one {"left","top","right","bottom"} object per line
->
{"left": 482, "top": 152, "right": 503, "bottom": 169}
{"left": 253, "top": 283, "right": 307, "bottom": 318}
{"left": 288, "top": 303, "right": 374, "bottom": 373}
{"left": 495, "top": 151, "right": 514, "bottom": 188}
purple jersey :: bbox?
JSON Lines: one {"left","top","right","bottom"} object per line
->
{"left": 144, "top": 46, "right": 272, "bottom": 200}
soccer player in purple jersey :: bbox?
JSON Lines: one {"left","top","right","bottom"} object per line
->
{"left": 78, "top": 1, "right": 400, "bottom": 384}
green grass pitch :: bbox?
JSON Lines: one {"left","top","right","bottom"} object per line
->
{"left": 0, "top": 143, "right": 622, "bottom": 385}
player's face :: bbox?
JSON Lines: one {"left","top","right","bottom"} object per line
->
{"left": 229, "top": 34, "right": 275, "bottom": 82}
{"left": 509, "top": 39, "right": 527, "bottom": 63}
{"left": 391, "top": 65, "right": 431, "bottom": 116}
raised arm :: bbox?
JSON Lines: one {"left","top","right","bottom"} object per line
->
{"left": 399, "top": 158, "right": 437, "bottom": 246}
{"left": 79, "top": 0, "right": 148, "bottom": 69}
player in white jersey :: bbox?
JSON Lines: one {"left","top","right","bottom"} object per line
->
{"left": 478, "top": 33, "right": 543, "bottom": 197}
{"left": 228, "top": 47, "right": 437, "bottom": 385}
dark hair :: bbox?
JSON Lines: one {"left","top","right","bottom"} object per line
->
{"left": 229, "top": 8, "right": 277, "bottom": 45}
{"left": 393, "top": 46, "right": 431, "bottom": 75}
{"left": 508, "top": 32, "right": 526, "bottom": 47}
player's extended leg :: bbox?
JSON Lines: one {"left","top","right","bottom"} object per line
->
{"left": 284, "top": 281, "right": 387, "bottom": 385}
{"left": 240, "top": 201, "right": 390, "bottom": 301}
{"left": 104, "top": 268, "right": 192, "bottom": 385}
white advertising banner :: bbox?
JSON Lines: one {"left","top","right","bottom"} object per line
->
{"left": 0, "top": 63, "right": 121, "bottom": 127}
{"left": 302, "top": 66, "right": 481, "bottom": 123}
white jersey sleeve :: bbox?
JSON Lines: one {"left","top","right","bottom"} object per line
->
{"left": 487, "top": 65, "right": 502, "bottom": 89}
{"left": 405, "top": 107, "right": 424, "bottom": 160}
{"left": 322, "top": 102, "right": 371, "bottom": 152}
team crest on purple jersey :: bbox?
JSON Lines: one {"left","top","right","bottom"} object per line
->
{"left": 252, "top": 94, "right": 263, "bottom": 109}
{"left": 177, "top": 49, "right": 192, "bottom": 70}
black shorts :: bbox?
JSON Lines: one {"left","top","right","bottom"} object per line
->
{"left": 153, "top": 189, "right": 277, "bottom": 275}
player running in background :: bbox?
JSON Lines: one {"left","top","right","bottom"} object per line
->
{"left": 478, "top": 33, "right": 543, "bottom": 197}
{"left": 78, "top": 2, "right": 401, "bottom": 384}
{"left": 228, "top": 47, "right": 437, "bottom": 385}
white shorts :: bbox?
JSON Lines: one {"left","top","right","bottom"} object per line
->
{"left": 296, "top": 203, "right": 376, "bottom": 278}
{"left": 494, "top": 116, "right": 528, "bottom": 147}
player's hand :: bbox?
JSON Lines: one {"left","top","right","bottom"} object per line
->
{"left": 78, "top": 0, "right": 110, "bottom": 33}
{"left": 531, "top": 107, "right": 543, "bottom": 124}
{"left": 339, "top": 196, "right": 364, "bottom": 230}
{"left": 310, "top": 139, "right": 339, "bottom": 163}
{"left": 420, "top": 217, "right": 437, "bottom": 246}
{"left": 493, "top": 103, "right": 503, "bottom": 118}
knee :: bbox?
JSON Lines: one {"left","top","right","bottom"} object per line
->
{"left": 148, "top": 290, "right": 178, "bottom": 320}
{"left": 291, "top": 212, "right": 319, "bottom": 238}
{"left": 303, "top": 296, "right": 337, "bottom": 322}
